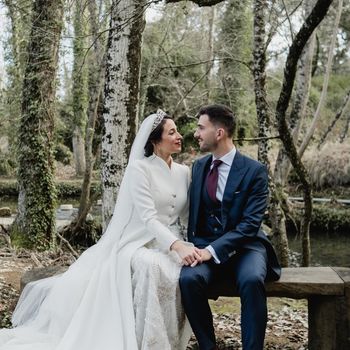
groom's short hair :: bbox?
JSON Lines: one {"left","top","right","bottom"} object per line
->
{"left": 197, "top": 104, "right": 236, "bottom": 137}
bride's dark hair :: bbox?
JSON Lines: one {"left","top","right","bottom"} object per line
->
{"left": 144, "top": 115, "right": 171, "bottom": 157}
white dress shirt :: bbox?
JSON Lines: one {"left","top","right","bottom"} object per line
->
{"left": 206, "top": 146, "right": 236, "bottom": 263}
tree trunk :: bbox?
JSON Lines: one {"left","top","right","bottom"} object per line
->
{"left": 14, "top": 0, "right": 65, "bottom": 248}
{"left": 253, "top": 0, "right": 269, "bottom": 166}
{"left": 72, "top": 127, "right": 86, "bottom": 175}
{"left": 74, "top": 0, "right": 108, "bottom": 230}
{"left": 3, "top": 0, "right": 32, "bottom": 149}
{"left": 274, "top": 0, "right": 333, "bottom": 266}
{"left": 101, "top": 0, "right": 146, "bottom": 228}
{"left": 298, "top": 0, "right": 343, "bottom": 159}
{"left": 217, "top": 0, "right": 251, "bottom": 114}
{"left": 253, "top": 0, "right": 289, "bottom": 266}
{"left": 72, "top": 0, "right": 88, "bottom": 176}
{"left": 205, "top": 6, "right": 215, "bottom": 103}
{"left": 274, "top": 0, "right": 316, "bottom": 186}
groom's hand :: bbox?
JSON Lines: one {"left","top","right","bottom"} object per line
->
{"left": 189, "top": 248, "right": 212, "bottom": 266}
{"left": 198, "top": 248, "right": 212, "bottom": 262}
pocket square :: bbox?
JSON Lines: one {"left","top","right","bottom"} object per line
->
{"left": 234, "top": 191, "right": 241, "bottom": 194}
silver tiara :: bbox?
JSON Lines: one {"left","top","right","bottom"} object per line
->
{"left": 151, "top": 109, "right": 167, "bottom": 131}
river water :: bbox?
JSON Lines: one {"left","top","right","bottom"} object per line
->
{"left": 288, "top": 233, "right": 350, "bottom": 267}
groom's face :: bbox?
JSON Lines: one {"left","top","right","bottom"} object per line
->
{"left": 194, "top": 114, "right": 218, "bottom": 152}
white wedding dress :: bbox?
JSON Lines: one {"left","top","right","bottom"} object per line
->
{"left": 0, "top": 113, "right": 192, "bottom": 350}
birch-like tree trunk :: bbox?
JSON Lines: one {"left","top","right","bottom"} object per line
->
{"left": 14, "top": 0, "right": 65, "bottom": 248}
{"left": 253, "top": 0, "right": 289, "bottom": 266}
{"left": 72, "top": 0, "right": 88, "bottom": 176}
{"left": 101, "top": 0, "right": 146, "bottom": 228}
{"left": 253, "top": 0, "right": 269, "bottom": 165}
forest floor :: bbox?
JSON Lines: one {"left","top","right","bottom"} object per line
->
{"left": 0, "top": 247, "right": 308, "bottom": 349}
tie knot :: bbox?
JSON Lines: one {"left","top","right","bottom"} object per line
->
{"left": 212, "top": 159, "right": 222, "bottom": 169}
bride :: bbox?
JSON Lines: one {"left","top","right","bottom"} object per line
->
{"left": 0, "top": 110, "right": 201, "bottom": 350}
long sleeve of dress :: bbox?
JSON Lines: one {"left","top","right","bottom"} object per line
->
{"left": 129, "top": 162, "right": 180, "bottom": 251}
{"left": 178, "top": 166, "right": 190, "bottom": 236}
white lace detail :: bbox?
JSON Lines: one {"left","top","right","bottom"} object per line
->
{"left": 131, "top": 245, "right": 191, "bottom": 350}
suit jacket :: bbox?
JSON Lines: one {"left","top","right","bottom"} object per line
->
{"left": 187, "top": 151, "right": 281, "bottom": 281}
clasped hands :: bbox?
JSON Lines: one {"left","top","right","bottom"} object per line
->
{"left": 170, "top": 240, "right": 212, "bottom": 267}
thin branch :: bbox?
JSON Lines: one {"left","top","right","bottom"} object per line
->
{"left": 166, "top": 0, "right": 224, "bottom": 7}
{"left": 173, "top": 66, "right": 212, "bottom": 114}
{"left": 281, "top": 0, "right": 294, "bottom": 41}
{"left": 233, "top": 135, "right": 281, "bottom": 142}
{"left": 265, "top": 0, "right": 303, "bottom": 49}
{"left": 159, "top": 57, "right": 252, "bottom": 71}
{"left": 56, "top": 232, "right": 79, "bottom": 259}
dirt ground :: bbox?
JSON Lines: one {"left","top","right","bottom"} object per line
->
{"left": 0, "top": 247, "right": 308, "bottom": 349}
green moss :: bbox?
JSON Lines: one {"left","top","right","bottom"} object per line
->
{"left": 10, "top": 223, "right": 37, "bottom": 249}
{"left": 287, "top": 204, "right": 350, "bottom": 234}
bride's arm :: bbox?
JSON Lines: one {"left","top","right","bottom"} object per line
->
{"left": 129, "top": 162, "right": 201, "bottom": 266}
{"left": 178, "top": 165, "right": 191, "bottom": 233}
{"left": 129, "top": 162, "right": 181, "bottom": 250}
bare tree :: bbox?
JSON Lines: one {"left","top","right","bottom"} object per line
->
{"left": 274, "top": 0, "right": 333, "bottom": 266}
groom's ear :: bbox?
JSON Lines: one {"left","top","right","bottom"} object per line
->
{"left": 216, "top": 127, "right": 225, "bottom": 140}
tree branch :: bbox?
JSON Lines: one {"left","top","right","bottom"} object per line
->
{"left": 166, "top": 0, "right": 224, "bottom": 7}
{"left": 275, "top": 0, "right": 333, "bottom": 266}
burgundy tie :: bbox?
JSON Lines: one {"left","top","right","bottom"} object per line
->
{"left": 206, "top": 159, "right": 222, "bottom": 202}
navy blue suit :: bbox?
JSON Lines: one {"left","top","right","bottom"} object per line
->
{"left": 180, "top": 151, "right": 281, "bottom": 350}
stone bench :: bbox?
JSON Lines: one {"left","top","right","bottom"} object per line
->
{"left": 208, "top": 266, "right": 350, "bottom": 350}
{"left": 21, "top": 266, "right": 350, "bottom": 349}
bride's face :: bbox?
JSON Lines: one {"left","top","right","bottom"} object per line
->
{"left": 156, "top": 119, "right": 183, "bottom": 155}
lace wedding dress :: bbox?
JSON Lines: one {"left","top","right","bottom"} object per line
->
{"left": 0, "top": 113, "right": 192, "bottom": 350}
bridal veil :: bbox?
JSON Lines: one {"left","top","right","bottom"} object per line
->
{"left": 0, "top": 112, "right": 166, "bottom": 350}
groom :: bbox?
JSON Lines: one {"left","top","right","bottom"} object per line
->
{"left": 180, "top": 104, "right": 281, "bottom": 350}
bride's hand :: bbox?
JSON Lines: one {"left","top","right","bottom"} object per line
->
{"left": 170, "top": 240, "right": 202, "bottom": 266}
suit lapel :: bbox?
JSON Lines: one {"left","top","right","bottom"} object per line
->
{"left": 192, "top": 155, "right": 211, "bottom": 231}
{"left": 221, "top": 151, "right": 247, "bottom": 228}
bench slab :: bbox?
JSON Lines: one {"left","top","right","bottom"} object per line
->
{"left": 20, "top": 266, "right": 350, "bottom": 349}
{"left": 209, "top": 266, "right": 345, "bottom": 299}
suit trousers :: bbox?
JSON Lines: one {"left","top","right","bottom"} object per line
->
{"left": 179, "top": 248, "right": 268, "bottom": 350}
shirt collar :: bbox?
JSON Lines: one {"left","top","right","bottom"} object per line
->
{"left": 212, "top": 146, "right": 236, "bottom": 166}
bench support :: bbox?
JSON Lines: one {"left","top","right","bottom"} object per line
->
{"left": 308, "top": 296, "right": 337, "bottom": 350}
